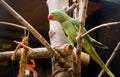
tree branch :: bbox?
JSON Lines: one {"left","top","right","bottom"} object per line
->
{"left": 0, "top": 47, "right": 52, "bottom": 61}
{"left": 98, "top": 42, "right": 120, "bottom": 77}
{"left": 65, "top": 2, "right": 79, "bottom": 14}
{"left": 74, "top": 0, "right": 88, "bottom": 77}
{"left": 81, "top": 21, "right": 120, "bottom": 38}
{"left": 0, "top": 21, "right": 26, "bottom": 30}
{"left": 0, "top": 45, "right": 90, "bottom": 68}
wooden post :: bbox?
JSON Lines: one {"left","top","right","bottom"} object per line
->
{"left": 47, "top": 0, "right": 74, "bottom": 77}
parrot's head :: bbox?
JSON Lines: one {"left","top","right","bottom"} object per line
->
{"left": 48, "top": 10, "right": 70, "bottom": 23}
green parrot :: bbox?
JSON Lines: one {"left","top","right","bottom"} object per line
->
{"left": 48, "top": 10, "right": 114, "bottom": 77}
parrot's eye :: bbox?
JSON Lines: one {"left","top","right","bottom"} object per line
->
{"left": 48, "top": 14, "right": 54, "bottom": 20}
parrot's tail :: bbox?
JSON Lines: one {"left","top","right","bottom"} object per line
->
{"left": 83, "top": 38, "right": 115, "bottom": 77}
{"left": 90, "top": 47, "right": 115, "bottom": 77}
{"left": 101, "top": 65, "right": 115, "bottom": 77}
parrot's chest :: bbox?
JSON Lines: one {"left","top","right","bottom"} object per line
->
{"left": 61, "top": 21, "right": 77, "bottom": 42}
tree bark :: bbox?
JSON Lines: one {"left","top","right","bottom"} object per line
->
{"left": 74, "top": 0, "right": 88, "bottom": 77}
{"left": 0, "top": 48, "right": 52, "bottom": 61}
{"left": 47, "top": 0, "right": 74, "bottom": 77}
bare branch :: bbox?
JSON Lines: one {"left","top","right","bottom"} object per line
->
{"left": 0, "top": 47, "right": 52, "bottom": 61}
{"left": 81, "top": 21, "right": 120, "bottom": 38}
{"left": 74, "top": 0, "right": 88, "bottom": 77}
{"left": 0, "top": 46, "right": 90, "bottom": 68}
{"left": 65, "top": 2, "right": 79, "bottom": 14}
{"left": 0, "top": 21, "right": 27, "bottom": 30}
{"left": 98, "top": 42, "right": 120, "bottom": 77}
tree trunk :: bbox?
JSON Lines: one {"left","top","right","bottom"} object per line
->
{"left": 47, "top": 0, "right": 74, "bottom": 77}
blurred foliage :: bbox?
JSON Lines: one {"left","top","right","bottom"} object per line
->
{"left": 0, "top": 43, "right": 11, "bottom": 52}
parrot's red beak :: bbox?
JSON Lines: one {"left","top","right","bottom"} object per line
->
{"left": 48, "top": 14, "right": 54, "bottom": 21}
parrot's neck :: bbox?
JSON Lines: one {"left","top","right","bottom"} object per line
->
{"left": 60, "top": 18, "right": 71, "bottom": 23}
{"left": 58, "top": 15, "right": 71, "bottom": 23}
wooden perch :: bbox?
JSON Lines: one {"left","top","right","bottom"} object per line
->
{"left": 0, "top": 47, "right": 52, "bottom": 61}
{"left": 0, "top": 45, "right": 90, "bottom": 67}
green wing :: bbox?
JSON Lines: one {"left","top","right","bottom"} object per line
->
{"left": 71, "top": 19, "right": 115, "bottom": 77}
{"left": 71, "top": 19, "right": 94, "bottom": 45}
{"left": 71, "top": 19, "right": 79, "bottom": 31}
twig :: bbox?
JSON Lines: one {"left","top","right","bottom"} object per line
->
{"left": 0, "top": 21, "right": 27, "bottom": 30}
{"left": 0, "top": 0, "right": 71, "bottom": 68}
{"left": 81, "top": 21, "right": 120, "bottom": 38}
{"left": 65, "top": 2, "right": 79, "bottom": 14}
{"left": 98, "top": 42, "right": 120, "bottom": 77}
{"left": 74, "top": 0, "right": 88, "bottom": 77}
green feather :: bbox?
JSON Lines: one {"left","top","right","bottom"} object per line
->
{"left": 71, "top": 19, "right": 79, "bottom": 31}
{"left": 71, "top": 19, "right": 94, "bottom": 45}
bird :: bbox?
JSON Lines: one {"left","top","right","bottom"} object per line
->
{"left": 48, "top": 10, "right": 115, "bottom": 77}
